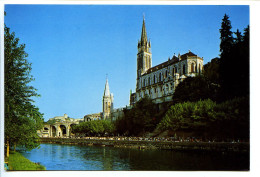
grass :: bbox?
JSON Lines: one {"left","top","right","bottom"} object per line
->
{"left": 8, "top": 151, "right": 46, "bottom": 171}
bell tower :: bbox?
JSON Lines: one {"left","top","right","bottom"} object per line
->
{"left": 137, "top": 16, "right": 152, "bottom": 78}
{"left": 102, "top": 77, "right": 113, "bottom": 119}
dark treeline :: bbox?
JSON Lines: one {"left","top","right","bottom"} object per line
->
{"left": 114, "top": 97, "right": 169, "bottom": 136}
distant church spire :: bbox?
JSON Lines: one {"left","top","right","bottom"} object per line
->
{"left": 104, "top": 78, "right": 110, "bottom": 96}
{"left": 103, "top": 77, "right": 113, "bottom": 119}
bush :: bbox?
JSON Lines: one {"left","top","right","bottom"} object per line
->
{"left": 71, "top": 120, "right": 115, "bottom": 136}
{"left": 157, "top": 97, "right": 249, "bottom": 140}
{"left": 114, "top": 96, "right": 163, "bottom": 136}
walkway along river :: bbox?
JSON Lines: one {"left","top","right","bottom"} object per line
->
{"left": 19, "top": 137, "right": 250, "bottom": 171}
{"left": 39, "top": 137, "right": 249, "bottom": 152}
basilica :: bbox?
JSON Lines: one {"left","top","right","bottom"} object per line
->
{"left": 130, "top": 18, "right": 204, "bottom": 105}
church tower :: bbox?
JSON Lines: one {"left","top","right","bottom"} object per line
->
{"left": 102, "top": 78, "right": 113, "bottom": 119}
{"left": 137, "top": 16, "right": 152, "bottom": 78}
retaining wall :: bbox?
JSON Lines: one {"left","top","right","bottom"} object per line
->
{"left": 39, "top": 138, "right": 249, "bottom": 152}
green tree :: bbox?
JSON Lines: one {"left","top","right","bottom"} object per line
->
{"left": 219, "top": 14, "right": 249, "bottom": 100}
{"left": 115, "top": 96, "right": 160, "bottom": 136}
{"left": 5, "top": 25, "right": 44, "bottom": 156}
{"left": 219, "top": 14, "right": 234, "bottom": 100}
{"left": 158, "top": 98, "right": 249, "bottom": 141}
{"left": 71, "top": 120, "right": 115, "bottom": 136}
{"left": 203, "top": 57, "right": 220, "bottom": 85}
{"left": 172, "top": 76, "right": 218, "bottom": 104}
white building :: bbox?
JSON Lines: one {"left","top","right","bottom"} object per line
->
{"left": 130, "top": 17, "right": 203, "bottom": 105}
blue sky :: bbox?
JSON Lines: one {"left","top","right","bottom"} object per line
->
{"left": 4, "top": 5, "right": 249, "bottom": 121}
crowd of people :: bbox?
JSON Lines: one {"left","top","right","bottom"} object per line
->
{"left": 49, "top": 135, "right": 206, "bottom": 143}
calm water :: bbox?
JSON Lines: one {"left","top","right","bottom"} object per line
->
{"left": 21, "top": 143, "right": 249, "bottom": 171}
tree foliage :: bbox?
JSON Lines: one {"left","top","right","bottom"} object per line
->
{"left": 158, "top": 97, "right": 249, "bottom": 140}
{"left": 71, "top": 120, "right": 115, "bottom": 136}
{"left": 203, "top": 57, "right": 220, "bottom": 85}
{"left": 219, "top": 14, "right": 249, "bottom": 100}
{"left": 172, "top": 76, "right": 219, "bottom": 104}
{"left": 114, "top": 96, "right": 165, "bottom": 136}
{"left": 5, "top": 25, "right": 44, "bottom": 151}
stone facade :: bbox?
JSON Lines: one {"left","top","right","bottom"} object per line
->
{"left": 131, "top": 18, "right": 203, "bottom": 105}
{"left": 84, "top": 112, "right": 102, "bottom": 121}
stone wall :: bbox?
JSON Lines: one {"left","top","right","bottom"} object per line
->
{"left": 39, "top": 138, "right": 249, "bottom": 152}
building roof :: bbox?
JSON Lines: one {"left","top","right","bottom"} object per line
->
{"left": 143, "top": 51, "right": 202, "bottom": 76}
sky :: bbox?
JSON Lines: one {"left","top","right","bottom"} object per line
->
{"left": 4, "top": 5, "right": 249, "bottom": 121}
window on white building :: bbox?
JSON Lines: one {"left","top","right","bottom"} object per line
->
{"left": 191, "top": 63, "right": 194, "bottom": 73}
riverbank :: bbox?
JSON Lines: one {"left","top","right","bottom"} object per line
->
{"left": 39, "top": 137, "right": 249, "bottom": 152}
{"left": 7, "top": 151, "right": 46, "bottom": 171}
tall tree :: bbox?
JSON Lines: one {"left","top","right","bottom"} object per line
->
{"left": 203, "top": 57, "right": 220, "bottom": 86}
{"left": 5, "top": 25, "right": 44, "bottom": 156}
{"left": 219, "top": 14, "right": 249, "bottom": 100}
{"left": 219, "top": 14, "right": 234, "bottom": 100}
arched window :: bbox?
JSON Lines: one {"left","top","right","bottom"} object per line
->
{"left": 143, "top": 78, "right": 145, "bottom": 87}
{"left": 183, "top": 64, "right": 186, "bottom": 74}
{"left": 154, "top": 75, "right": 156, "bottom": 84}
{"left": 175, "top": 67, "right": 178, "bottom": 73}
{"left": 159, "top": 73, "right": 162, "bottom": 82}
{"left": 191, "top": 63, "right": 194, "bottom": 73}
{"left": 148, "top": 77, "right": 150, "bottom": 85}
{"left": 165, "top": 70, "right": 168, "bottom": 78}
{"left": 172, "top": 67, "right": 175, "bottom": 76}
{"left": 199, "top": 64, "right": 201, "bottom": 74}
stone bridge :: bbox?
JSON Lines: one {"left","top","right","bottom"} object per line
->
{"left": 38, "top": 121, "right": 80, "bottom": 138}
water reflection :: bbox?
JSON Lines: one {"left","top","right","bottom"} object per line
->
{"left": 21, "top": 143, "right": 249, "bottom": 171}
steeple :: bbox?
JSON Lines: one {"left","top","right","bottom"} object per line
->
{"left": 137, "top": 15, "right": 152, "bottom": 79}
{"left": 141, "top": 16, "right": 147, "bottom": 44}
{"left": 103, "top": 77, "right": 113, "bottom": 120}
{"left": 104, "top": 78, "right": 110, "bottom": 96}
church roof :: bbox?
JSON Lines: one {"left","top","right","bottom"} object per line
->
{"left": 180, "top": 51, "right": 197, "bottom": 60}
{"left": 143, "top": 51, "right": 201, "bottom": 76}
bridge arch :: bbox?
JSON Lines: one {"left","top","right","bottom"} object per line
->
{"left": 60, "top": 125, "right": 67, "bottom": 137}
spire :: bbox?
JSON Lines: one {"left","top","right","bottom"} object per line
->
{"left": 141, "top": 15, "right": 147, "bottom": 44}
{"left": 104, "top": 78, "right": 110, "bottom": 96}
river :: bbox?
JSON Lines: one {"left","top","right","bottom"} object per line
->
{"left": 21, "top": 143, "right": 249, "bottom": 171}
